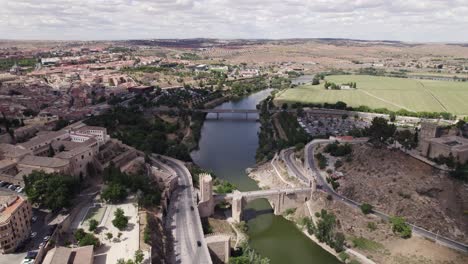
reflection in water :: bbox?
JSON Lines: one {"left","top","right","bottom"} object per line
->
{"left": 191, "top": 89, "right": 340, "bottom": 264}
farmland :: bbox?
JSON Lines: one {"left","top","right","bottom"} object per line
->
{"left": 275, "top": 75, "right": 468, "bottom": 116}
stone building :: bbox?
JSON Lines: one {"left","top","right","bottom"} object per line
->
{"left": 0, "top": 195, "right": 32, "bottom": 253}
{"left": 42, "top": 245, "right": 94, "bottom": 264}
{"left": 0, "top": 122, "right": 109, "bottom": 186}
{"left": 419, "top": 122, "right": 468, "bottom": 164}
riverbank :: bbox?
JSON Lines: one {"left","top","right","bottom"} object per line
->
{"left": 246, "top": 160, "right": 347, "bottom": 263}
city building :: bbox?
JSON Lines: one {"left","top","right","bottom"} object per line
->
{"left": 0, "top": 122, "right": 109, "bottom": 185}
{"left": 420, "top": 136, "right": 468, "bottom": 164}
{"left": 419, "top": 122, "right": 468, "bottom": 164}
{"left": 0, "top": 195, "right": 32, "bottom": 254}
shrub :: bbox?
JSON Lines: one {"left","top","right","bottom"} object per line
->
{"left": 88, "top": 219, "right": 99, "bottom": 233}
{"left": 360, "top": 203, "right": 373, "bottom": 214}
{"left": 367, "top": 222, "right": 377, "bottom": 231}
{"left": 74, "top": 228, "right": 86, "bottom": 241}
{"left": 390, "top": 216, "right": 412, "bottom": 238}
{"left": 112, "top": 208, "right": 128, "bottom": 230}
{"left": 79, "top": 233, "right": 100, "bottom": 247}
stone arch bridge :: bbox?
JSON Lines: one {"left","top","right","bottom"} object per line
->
{"left": 197, "top": 174, "right": 314, "bottom": 222}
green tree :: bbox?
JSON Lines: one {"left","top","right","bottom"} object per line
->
{"left": 395, "top": 130, "right": 417, "bottom": 150}
{"left": 360, "top": 203, "right": 373, "bottom": 214}
{"left": 390, "top": 216, "right": 412, "bottom": 238}
{"left": 23, "top": 171, "right": 79, "bottom": 211}
{"left": 315, "top": 210, "right": 336, "bottom": 244}
{"left": 88, "top": 219, "right": 99, "bottom": 233}
{"left": 101, "top": 183, "right": 127, "bottom": 203}
{"left": 367, "top": 117, "right": 396, "bottom": 144}
{"left": 334, "top": 232, "right": 346, "bottom": 252}
{"left": 79, "top": 233, "right": 100, "bottom": 247}
{"left": 74, "top": 228, "right": 86, "bottom": 241}
{"left": 134, "top": 249, "right": 144, "bottom": 264}
{"left": 112, "top": 208, "right": 128, "bottom": 230}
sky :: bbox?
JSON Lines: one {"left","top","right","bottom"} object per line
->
{"left": 0, "top": 0, "right": 467, "bottom": 42}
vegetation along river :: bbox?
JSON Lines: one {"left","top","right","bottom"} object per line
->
{"left": 190, "top": 89, "right": 340, "bottom": 264}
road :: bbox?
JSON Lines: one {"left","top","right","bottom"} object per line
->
{"left": 281, "top": 148, "right": 309, "bottom": 184}
{"left": 158, "top": 155, "right": 212, "bottom": 264}
{"left": 302, "top": 139, "right": 468, "bottom": 253}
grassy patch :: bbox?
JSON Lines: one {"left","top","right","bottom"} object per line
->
{"left": 83, "top": 206, "right": 107, "bottom": 224}
{"left": 275, "top": 75, "right": 468, "bottom": 115}
{"left": 351, "top": 236, "right": 384, "bottom": 252}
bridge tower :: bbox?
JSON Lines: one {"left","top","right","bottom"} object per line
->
{"left": 198, "top": 173, "right": 215, "bottom": 217}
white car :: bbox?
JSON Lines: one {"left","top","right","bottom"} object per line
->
{"left": 30, "top": 232, "right": 37, "bottom": 238}
{"left": 32, "top": 216, "right": 37, "bottom": 222}
{"left": 43, "top": 236, "right": 50, "bottom": 242}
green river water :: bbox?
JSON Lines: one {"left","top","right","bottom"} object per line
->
{"left": 190, "top": 89, "right": 340, "bottom": 264}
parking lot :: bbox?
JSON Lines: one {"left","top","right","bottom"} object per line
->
{"left": 298, "top": 115, "right": 368, "bottom": 137}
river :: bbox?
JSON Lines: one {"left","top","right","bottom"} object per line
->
{"left": 190, "top": 89, "right": 340, "bottom": 264}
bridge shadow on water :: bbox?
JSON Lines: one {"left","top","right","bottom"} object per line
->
{"left": 242, "top": 207, "right": 274, "bottom": 222}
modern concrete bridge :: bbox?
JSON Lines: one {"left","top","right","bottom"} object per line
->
{"left": 197, "top": 174, "right": 314, "bottom": 222}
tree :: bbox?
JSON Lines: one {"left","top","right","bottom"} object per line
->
{"left": 88, "top": 219, "right": 99, "bottom": 233}
{"left": 112, "top": 208, "right": 128, "bottom": 230}
{"left": 312, "top": 77, "right": 320, "bottom": 85}
{"left": 101, "top": 183, "right": 127, "bottom": 203}
{"left": 389, "top": 112, "right": 396, "bottom": 122}
{"left": 74, "top": 228, "right": 86, "bottom": 241}
{"left": 295, "top": 142, "right": 305, "bottom": 151}
{"left": 281, "top": 103, "right": 288, "bottom": 110}
{"left": 315, "top": 210, "right": 336, "bottom": 243}
{"left": 79, "top": 233, "right": 100, "bottom": 247}
{"left": 367, "top": 117, "right": 396, "bottom": 144}
{"left": 23, "top": 171, "right": 79, "bottom": 211}
{"left": 360, "top": 203, "right": 373, "bottom": 214}
{"left": 334, "top": 232, "right": 345, "bottom": 252}
{"left": 335, "top": 101, "right": 347, "bottom": 110}
{"left": 390, "top": 216, "right": 412, "bottom": 238}
{"left": 134, "top": 250, "right": 144, "bottom": 264}
{"left": 395, "top": 130, "right": 417, "bottom": 150}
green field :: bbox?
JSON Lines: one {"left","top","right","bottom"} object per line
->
{"left": 275, "top": 75, "right": 468, "bottom": 115}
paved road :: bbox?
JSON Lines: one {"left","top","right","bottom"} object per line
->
{"left": 158, "top": 155, "right": 212, "bottom": 264}
{"left": 303, "top": 139, "right": 468, "bottom": 253}
{"left": 281, "top": 148, "right": 309, "bottom": 184}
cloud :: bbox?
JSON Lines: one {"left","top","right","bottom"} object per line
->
{"left": 0, "top": 0, "right": 467, "bottom": 42}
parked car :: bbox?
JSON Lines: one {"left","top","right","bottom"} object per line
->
{"left": 43, "top": 236, "right": 50, "bottom": 242}
{"left": 38, "top": 242, "right": 45, "bottom": 248}
{"left": 197, "top": 241, "right": 201, "bottom": 247}
{"left": 1, "top": 182, "right": 10, "bottom": 187}
{"left": 31, "top": 216, "right": 37, "bottom": 222}
{"left": 16, "top": 187, "right": 24, "bottom": 193}
{"left": 30, "top": 232, "right": 37, "bottom": 238}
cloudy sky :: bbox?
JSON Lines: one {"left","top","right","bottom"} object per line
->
{"left": 0, "top": 0, "right": 467, "bottom": 42}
